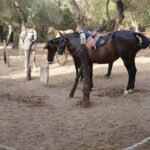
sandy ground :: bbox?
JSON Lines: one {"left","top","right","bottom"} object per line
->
{"left": 0, "top": 47, "right": 150, "bottom": 150}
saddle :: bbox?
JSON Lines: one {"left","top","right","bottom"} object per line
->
{"left": 86, "top": 31, "right": 111, "bottom": 49}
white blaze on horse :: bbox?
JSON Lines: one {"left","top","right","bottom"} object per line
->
{"left": 48, "top": 27, "right": 74, "bottom": 38}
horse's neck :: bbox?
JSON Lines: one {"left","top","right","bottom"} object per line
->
{"left": 55, "top": 39, "right": 60, "bottom": 48}
{"left": 67, "top": 41, "right": 79, "bottom": 55}
{"left": 54, "top": 29, "right": 62, "bottom": 38}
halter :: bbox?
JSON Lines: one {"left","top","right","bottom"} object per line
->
{"left": 46, "top": 37, "right": 67, "bottom": 47}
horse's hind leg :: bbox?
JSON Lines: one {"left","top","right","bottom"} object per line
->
{"left": 105, "top": 62, "right": 113, "bottom": 78}
{"left": 123, "top": 58, "right": 137, "bottom": 95}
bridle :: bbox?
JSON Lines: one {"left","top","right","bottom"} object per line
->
{"left": 58, "top": 34, "right": 81, "bottom": 56}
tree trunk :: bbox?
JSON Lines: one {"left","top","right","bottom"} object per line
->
{"left": 6, "top": 24, "right": 13, "bottom": 46}
{"left": 0, "top": 24, "right": 3, "bottom": 42}
{"left": 106, "top": 0, "right": 111, "bottom": 22}
{"left": 68, "top": 0, "right": 88, "bottom": 31}
{"left": 114, "top": 0, "right": 125, "bottom": 30}
{"left": 79, "top": 45, "right": 91, "bottom": 107}
{"left": 130, "top": 11, "right": 139, "bottom": 32}
{"left": 68, "top": 0, "right": 81, "bottom": 19}
{"left": 12, "top": 0, "right": 27, "bottom": 31}
{"left": 106, "top": 0, "right": 125, "bottom": 31}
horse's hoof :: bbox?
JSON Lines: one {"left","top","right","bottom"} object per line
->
{"left": 69, "top": 94, "right": 74, "bottom": 98}
{"left": 80, "top": 78, "right": 83, "bottom": 82}
{"left": 104, "top": 74, "right": 110, "bottom": 79}
{"left": 123, "top": 89, "right": 134, "bottom": 96}
{"left": 82, "top": 101, "right": 91, "bottom": 108}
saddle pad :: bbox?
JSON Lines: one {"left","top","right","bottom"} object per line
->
{"left": 86, "top": 32, "right": 111, "bottom": 49}
{"left": 96, "top": 34, "right": 110, "bottom": 47}
{"left": 86, "top": 32, "right": 102, "bottom": 49}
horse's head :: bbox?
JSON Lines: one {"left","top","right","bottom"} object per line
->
{"left": 48, "top": 27, "right": 55, "bottom": 34}
{"left": 57, "top": 34, "right": 68, "bottom": 55}
{"left": 43, "top": 40, "right": 57, "bottom": 64}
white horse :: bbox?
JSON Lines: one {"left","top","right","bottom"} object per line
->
{"left": 48, "top": 27, "right": 74, "bottom": 38}
{"left": 19, "top": 28, "right": 37, "bottom": 72}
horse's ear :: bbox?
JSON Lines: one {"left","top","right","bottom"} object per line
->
{"left": 48, "top": 28, "right": 50, "bottom": 34}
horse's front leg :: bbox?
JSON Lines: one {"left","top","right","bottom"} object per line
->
{"left": 123, "top": 59, "right": 137, "bottom": 95}
{"left": 73, "top": 59, "right": 79, "bottom": 78}
{"left": 69, "top": 66, "right": 83, "bottom": 98}
{"left": 105, "top": 62, "right": 113, "bottom": 78}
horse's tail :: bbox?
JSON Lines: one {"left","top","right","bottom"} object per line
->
{"left": 134, "top": 32, "right": 150, "bottom": 49}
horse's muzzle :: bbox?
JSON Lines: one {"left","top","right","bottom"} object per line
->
{"left": 48, "top": 61, "right": 53, "bottom": 64}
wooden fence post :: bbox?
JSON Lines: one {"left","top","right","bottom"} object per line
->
{"left": 3, "top": 40, "right": 10, "bottom": 67}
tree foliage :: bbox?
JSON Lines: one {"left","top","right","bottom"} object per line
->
{"left": 0, "top": 0, "right": 150, "bottom": 43}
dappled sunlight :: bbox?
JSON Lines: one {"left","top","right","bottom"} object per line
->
{"left": 0, "top": 46, "right": 12, "bottom": 49}
{"left": 1, "top": 0, "right": 150, "bottom": 149}
{"left": 0, "top": 72, "right": 26, "bottom": 80}
{"left": 135, "top": 56, "right": 150, "bottom": 63}
{"left": 0, "top": 56, "right": 150, "bottom": 80}
{"left": 0, "top": 56, "right": 24, "bottom": 59}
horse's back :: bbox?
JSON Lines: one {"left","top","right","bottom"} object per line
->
{"left": 61, "top": 29, "right": 74, "bottom": 34}
{"left": 112, "top": 30, "right": 138, "bottom": 45}
{"left": 113, "top": 30, "right": 150, "bottom": 50}
{"left": 87, "top": 30, "right": 139, "bottom": 63}
{"left": 114, "top": 30, "right": 133, "bottom": 35}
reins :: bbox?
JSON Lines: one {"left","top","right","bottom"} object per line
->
{"left": 47, "top": 42, "right": 67, "bottom": 47}
{"left": 69, "top": 49, "right": 80, "bottom": 56}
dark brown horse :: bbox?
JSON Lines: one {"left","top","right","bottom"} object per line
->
{"left": 57, "top": 30, "right": 150, "bottom": 107}
{"left": 44, "top": 36, "right": 114, "bottom": 81}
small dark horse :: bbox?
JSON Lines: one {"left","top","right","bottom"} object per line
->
{"left": 44, "top": 38, "right": 60, "bottom": 64}
{"left": 57, "top": 30, "right": 150, "bottom": 107}
{"left": 43, "top": 37, "right": 83, "bottom": 79}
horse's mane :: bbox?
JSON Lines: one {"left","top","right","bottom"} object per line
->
{"left": 46, "top": 37, "right": 60, "bottom": 47}
{"left": 64, "top": 32, "right": 79, "bottom": 37}
{"left": 61, "top": 32, "right": 81, "bottom": 51}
